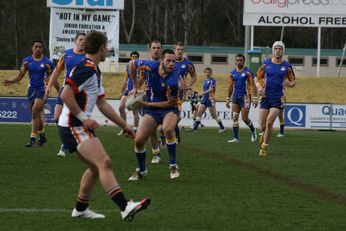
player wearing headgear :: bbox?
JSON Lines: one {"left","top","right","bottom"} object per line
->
{"left": 128, "top": 49, "right": 181, "bottom": 180}
{"left": 192, "top": 67, "right": 226, "bottom": 132}
{"left": 226, "top": 54, "right": 258, "bottom": 143}
{"left": 3, "top": 40, "right": 54, "bottom": 147}
{"left": 254, "top": 41, "right": 296, "bottom": 157}
{"left": 46, "top": 32, "right": 86, "bottom": 157}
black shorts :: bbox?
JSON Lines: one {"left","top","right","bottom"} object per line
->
{"left": 58, "top": 126, "right": 95, "bottom": 153}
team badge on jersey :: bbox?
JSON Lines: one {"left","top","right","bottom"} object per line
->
{"left": 40, "top": 63, "right": 45, "bottom": 68}
{"left": 161, "top": 82, "right": 166, "bottom": 87}
{"left": 181, "top": 64, "right": 186, "bottom": 69}
{"left": 242, "top": 73, "right": 246, "bottom": 77}
{"left": 281, "top": 66, "right": 286, "bottom": 71}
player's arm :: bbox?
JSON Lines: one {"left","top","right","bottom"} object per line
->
{"left": 254, "top": 64, "right": 265, "bottom": 96}
{"left": 46, "top": 56, "right": 65, "bottom": 96}
{"left": 128, "top": 60, "right": 140, "bottom": 93}
{"left": 119, "top": 71, "right": 128, "bottom": 98}
{"left": 285, "top": 67, "right": 296, "bottom": 87}
{"left": 247, "top": 71, "right": 258, "bottom": 107}
{"left": 61, "top": 85, "right": 98, "bottom": 130}
{"left": 226, "top": 76, "right": 234, "bottom": 108}
{"left": 188, "top": 64, "right": 197, "bottom": 89}
{"left": 141, "top": 96, "right": 178, "bottom": 109}
{"left": 96, "top": 97, "right": 134, "bottom": 137}
{"left": 3, "top": 63, "right": 27, "bottom": 86}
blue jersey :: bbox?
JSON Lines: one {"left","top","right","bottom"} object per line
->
{"left": 56, "top": 48, "right": 85, "bottom": 83}
{"left": 20, "top": 55, "right": 54, "bottom": 88}
{"left": 175, "top": 58, "right": 195, "bottom": 80}
{"left": 134, "top": 60, "right": 179, "bottom": 107}
{"left": 229, "top": 67, "right": 254, "bottom": 96}
{"left": 202, "top": 77, "right": 216, "bottom": 100}
{"left": 257, "top": 58, "right": 295, "bottom": 98}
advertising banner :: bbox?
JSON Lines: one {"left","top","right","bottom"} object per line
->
{"left": 49, "top": 8, "right": 119, "bottom": 60}
{"left": 0, "top": 97, "right": 57, "bottom": 124}
{"left": 243, "top": 0, "right": 346, "bottom": 27}
{"left": 1, "top": 97, "right": 345, "bottom": 131}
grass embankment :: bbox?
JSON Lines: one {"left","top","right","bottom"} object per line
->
{"left": 0, "top": 70, "right": 345, "bottom": 104}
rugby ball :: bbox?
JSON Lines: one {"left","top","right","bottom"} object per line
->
{"left": 125, "top": 92, "right": 146, "bottom": 110}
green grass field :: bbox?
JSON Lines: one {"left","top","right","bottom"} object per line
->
{"left": 1, "top": 124, "right": 346, "bottom": 230}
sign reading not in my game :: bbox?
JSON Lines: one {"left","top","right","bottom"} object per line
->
{"left": 49, "top": 8, "right": 119, "bottom": 60}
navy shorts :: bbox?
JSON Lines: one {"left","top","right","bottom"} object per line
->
{"left": 260, "top": 97, "right": 284, "bottom": 110}
{"left": 27, "top": 87, "right": 45, "bottom": 105}
{"left": 58, "top": 126, "right": 96, "bottom": 153}
{"left": 232, "top": 94, "right": 249, "bottom": 108}
{"left": 56, "top": 87, "right": 64, "bottom": 105}
{"left": 200, "top": 97, "right": 215, "bottom": 107}
{"left": 142, "top": 107, "right": 179, "bottom": 125}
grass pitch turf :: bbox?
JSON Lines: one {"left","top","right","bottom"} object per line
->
{"left": 1, "top": 124, "right": 346, "bottom": 230}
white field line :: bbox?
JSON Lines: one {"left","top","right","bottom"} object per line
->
{"left": 0, "top": 208, "right": 115, "bottom": 213}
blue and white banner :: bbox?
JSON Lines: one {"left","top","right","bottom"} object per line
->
{"left": 0, "top": 97, "right": 57, "bottom": 124}
{"left": 1, "top": 97, "right": 345, "bottom": 131}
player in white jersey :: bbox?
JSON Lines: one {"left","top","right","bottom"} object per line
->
{"left": 58, "top": 30, "right": 150, "bottom": 221}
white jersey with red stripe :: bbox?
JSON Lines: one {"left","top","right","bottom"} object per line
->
{"left": 58, "top": 58, "right": 105, "bottom": 127}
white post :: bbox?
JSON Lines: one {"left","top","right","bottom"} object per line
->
{"left": 317, "top": 27, "right": 321, "bottom": 78}
{"left": 280, "top": 26, "right": 285, "bottom": 41}
{"left": 337, "top": 42, "right": 346, "bottom": 77}
{"left": 250, "top": 25, "right": 254, "bottom": 51}
{"left": 244, "top": 26, "right": 250, "bottom": 67}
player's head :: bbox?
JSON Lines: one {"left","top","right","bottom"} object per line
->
{"left": 85, "top": 30, "right": 108, "bottom": 61}
{"left": 204, "top": 67, "right": 212, "bottom": 78}
{"left": 272, "top": 41, "right": 285, "bottom": 59}
{"left": 130, "top": 51, "right": 140, "bottom": 60}
{"left": 149, "top": 40, "right": 162, "bottom": 61}
{"left": 74, "top": 33, "right": 86, "bottom": 52}
{"left": 31, "top": 40, "right": 44, "bottom": 57}
{"left": 161, "top": 49, "right": 176, "bottom": 73}
{"left": 235, "top": 53, "right": 245, "bottom": 69}
{"left": 174, "top": 42, "right": 184, "bottom": 59}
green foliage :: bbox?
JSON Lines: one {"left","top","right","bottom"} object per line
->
{"left": 1, "top": 124, "right": 346, "bottom": 230}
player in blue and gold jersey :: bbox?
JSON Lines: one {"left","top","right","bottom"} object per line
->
{"left": 173, "top": 42, "right": 197, "bottom": 143}
{"left": 3, "top": 40, "right": 54, "bottom": 147}
{"left": 118, "top": 51, "right": 140, "bottom": 135}
{"left": 192, "top": 67, "right": 226, "bottom": 132}
{"left": 226, "top": 54, "right": 258, "bottom": 143}
{"left": 255, "top": 41, "right": 296, "bottom": 157}
{"left": 46, "top": 32, "right": 86, "bottom": 157}
{"left": 128, "top": 49, "right": 181, "bottom": 180}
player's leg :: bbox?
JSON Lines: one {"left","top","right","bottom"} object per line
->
{"left": 260, "top": 107, "right": 280, "bottom": 156}
{"left": 149, "top": 129, "right": 161, "bottom": 163}
{"left": 162, "top": 112, "right": 179, "bottom": 179}
{"left": 118, "top": 95, "right": 127, "bottom": 135}
{"left": 209, "top": 105, "right": 226, "bottom": 133}
{"left": 228, "top": 103, "right": 241, "bottom": 142}
{"left": 78, "top": 137, "right": 150, "bottom": 220}
{"left": 241, "top": 107, "right": 257, "bottom": 142}
{"left": 29, "top": 98, "right": 44, "bottom": 146}
{"left": 129, "top": 114, "right": 158, "bottom": 180}
{"left": 277, "top": 108, "right": 285, "bottom": 137}
{"left": 132, "top": 109, "right": 139, "bottom": 132}
{"left": 192, "top": 104, "right": 207, "bottom": 131}
{"left": 71, "top": 153, "right": 104, "bottom": 219}
{"left": 55, "top": 91, "right": 69, "bottom": 156}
